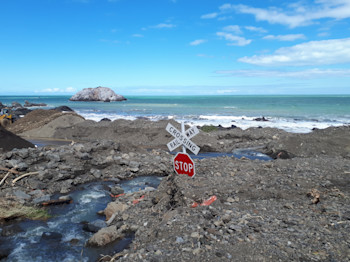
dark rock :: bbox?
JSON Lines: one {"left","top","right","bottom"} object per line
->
{"left": 40, "top": 198, "right": 72, "bottom": 206}
{"left": 13, "top": 190, "right": 31, "bottom": 201}
{"left": 27, "top": 178, "right": 46, "bottom": 190}
{"left": 24, "top": 101, "right": 47, "bottom": 107}
{"left": 111, "top": 185, "right": 124, "bottom": 195}
{"left": 33, "top": 195, "right": 51, "bottom": 205}
{"left": 83, "top": 220, "right": 107, "bottom": 233}
{"left": 12, "top": 107, "right": 32, "bottom": 116}
{"left": 28, "top": 189, "right": 45, "bottom": 197}
{"left": 254, "top": 117, "right": 269, "bottom": 122}
{"left": 53, "top": 106, "right": 74, "bottom": 112}
{"left": 41, "top": 232, "right": 62, "bottom": 241}
{"left": 0, "top": 248, "right": 11, "bottom": 260}
{"left": 200, "top": 144, "right": 217, "bottom": 153}
{"left": 69, "top": 86, "right": 126, "bottom": 102}
{"left": 69, "top": 238, "right": 80, "bottom": 245}
{"left": 1, "top": 224, "right": 24, "bottom": 237}
{"left": 270, "top": 150, "right": 294, "bottom": 159}
{"left": 59, "top": 195, "right": 73, "bottom": 201}
{"left": 100, "top": 118, "right": 112, "bottom": 122}
{"left": 11, "top": 102, "right": 22, "bottom": 108}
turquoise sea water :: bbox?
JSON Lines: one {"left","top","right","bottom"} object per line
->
{"left": 1, "top": 95, "right": 350, "bottom": 133}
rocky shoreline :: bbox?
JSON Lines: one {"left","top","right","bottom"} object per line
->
{"left": 0, "top": 108, "right": 349, "bottom": 261}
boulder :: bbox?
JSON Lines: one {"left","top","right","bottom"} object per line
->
{"left": 254, "top": 117, "right": 269, "bottom": 122}
{"left": 87, "top": 226, "right": 123, "bottom": 247}
{"left": 53, "top": 106, "right": 74, "bottom": 112}
{"left": 111, "top": 185, "right": 124, "bottom": 195}
{"left": 83, "top": 219, "right": 107, "bottom": 233}
{"left": 41, "top": 232, "right": 62, "bottom": 242}
{"left": 69, "top": 86, "right": 126, "bottom": 102}
{"left": 104, "top": 201, "right": 128, "bottom": 221}
{"left": 11, "top": 102, "right": 23, "bottom": 108}
{"left": 24, "top": 101, "right": 47, "bottom": 107}
{"left": 1, "top": 224, "right": 24, "bottom": 237}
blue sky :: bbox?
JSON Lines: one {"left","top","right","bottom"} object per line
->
{"left": 1, "top": 0, "right": 350, "bottom": 95}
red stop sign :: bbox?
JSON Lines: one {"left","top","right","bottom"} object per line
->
{"left": 173, "top": 152, "right": 195, "bottom": 177}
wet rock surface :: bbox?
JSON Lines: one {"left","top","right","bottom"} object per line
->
{"left": 0, "top": 112, "right": 350, "bottom": 261}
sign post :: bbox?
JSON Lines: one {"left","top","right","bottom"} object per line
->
{"left": 166, "top": 122, "right": 200, "bottom": 177}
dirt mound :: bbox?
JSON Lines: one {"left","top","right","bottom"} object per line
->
{"left": 0, "top": 126, "right": 34, "bottom": 152}
{"left": 19, "top": 114, "right": 86, "bottom": 139}
{"left": 266, "top": 125, "right": 350, "bottom": 158}
{"left": 8, "top": 109, "right": 84, "bottom": 135}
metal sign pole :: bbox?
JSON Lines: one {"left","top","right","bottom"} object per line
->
{"left": 181, "top": 121, "right": 186, "bottom": 153}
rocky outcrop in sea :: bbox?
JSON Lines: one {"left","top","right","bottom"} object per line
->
{"left": 69, "top": 86, "right": 126, "bottom": 102}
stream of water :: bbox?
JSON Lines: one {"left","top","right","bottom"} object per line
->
{"left": 1, "top": 176, "right": 162, "bottom": 262}
{"left": 1, "top": 149, "right": 271, "bottom": 261}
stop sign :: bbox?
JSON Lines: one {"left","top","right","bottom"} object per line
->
{"left": 173, "top": 152, "right": 195, "bottom": 177}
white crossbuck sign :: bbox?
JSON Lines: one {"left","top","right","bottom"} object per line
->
{"left": 166, "top": 123, "right": 200, "bottom": 155}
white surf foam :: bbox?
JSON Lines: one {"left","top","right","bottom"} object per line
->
{"left": 76, "top": 110, "right": 348, "bottom": 133}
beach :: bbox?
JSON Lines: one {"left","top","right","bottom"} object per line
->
{"left": 0, "top": 104, "right": 350, "bottom": 261}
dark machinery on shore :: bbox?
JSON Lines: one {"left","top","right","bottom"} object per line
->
{"left": 0, "top": 108, "right": 14, "bottom": 128}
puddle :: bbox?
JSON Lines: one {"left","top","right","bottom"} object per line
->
{"left": 179, "top": 149, "right": 272, "bottom": 161}
{"left": 1, "top": 176, "right": 162, "bottom": 262}
{"left": 28, "top": 139, "right": 72, "bottom": 147}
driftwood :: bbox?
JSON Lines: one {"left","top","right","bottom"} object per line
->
{"left": 0, "top": 172, "right": 11, "bottom": 187}
{"left": 0, "top": 167, "right": 19, "bottom": 174}
{"left": 0, "top": 167, "right": 18, "bottom": 187}
{"left": 12, "top": 171, "right": 39, "bottom": 186}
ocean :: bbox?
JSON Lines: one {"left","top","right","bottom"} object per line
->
{"left": 1, "top": 95, "right": 349, "bottom": 133}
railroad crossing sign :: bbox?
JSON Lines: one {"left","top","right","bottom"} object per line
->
{"left": 173, "top": 152, "right": 195, "bottom": 177}
{"left": 166, "top": 123, "right": 200, "bottom": 155}
{"left": 166, "top": 122, "right": 200, "bottom": 178}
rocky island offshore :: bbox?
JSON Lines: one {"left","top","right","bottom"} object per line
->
{"left": 0, "top": 107, "right": 349, "bottom": 261}
{"left": 69, "top": 86, "right": 127, "bottom": 102}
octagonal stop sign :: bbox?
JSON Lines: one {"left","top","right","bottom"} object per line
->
{"left": 173, "top": 152, "right": 195, "bottom": 177}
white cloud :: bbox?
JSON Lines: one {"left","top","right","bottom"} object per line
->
{"left": 220, "top": 1, "right": 350, "bottom": 28}
{"left": 217, "top": 32, "right": 252, "bottom": 46}
{"left": 219, "top": 4, "right": 233, "bottom": 11}
{"left": 216, "top": 68, "right": 350, "bottom": 79}
{"left": 222, "top": 25, "right": 242, "bottom": 34}
{"left": 263, "top": 34, "right": 306, "bottom": 41}
{"left": 244, "top": 26, "right": 267, "bottom": 33}
{"left": 201, "top": 12, "right": 218, "bottom": 19}
{"left": 238, "top": 38, "right": 350, "bottom": 66}
{"left": 152, "top": 23, "right": 176, "bottom": 29}
{"left": 35, "top": 87, "right": 77, "bottom": 93}
{"left": 132, "top": 34, "right": 144, "bottom": 38}
{"left": 216, "top": 89, "right": 239, "bottom": 94}
{"left": 190, "top": 39, "right": 207, "bottom": 46}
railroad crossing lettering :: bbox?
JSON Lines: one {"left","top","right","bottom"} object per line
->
{"left": 166, "top": 123, "right": 200, "bottom": 155}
